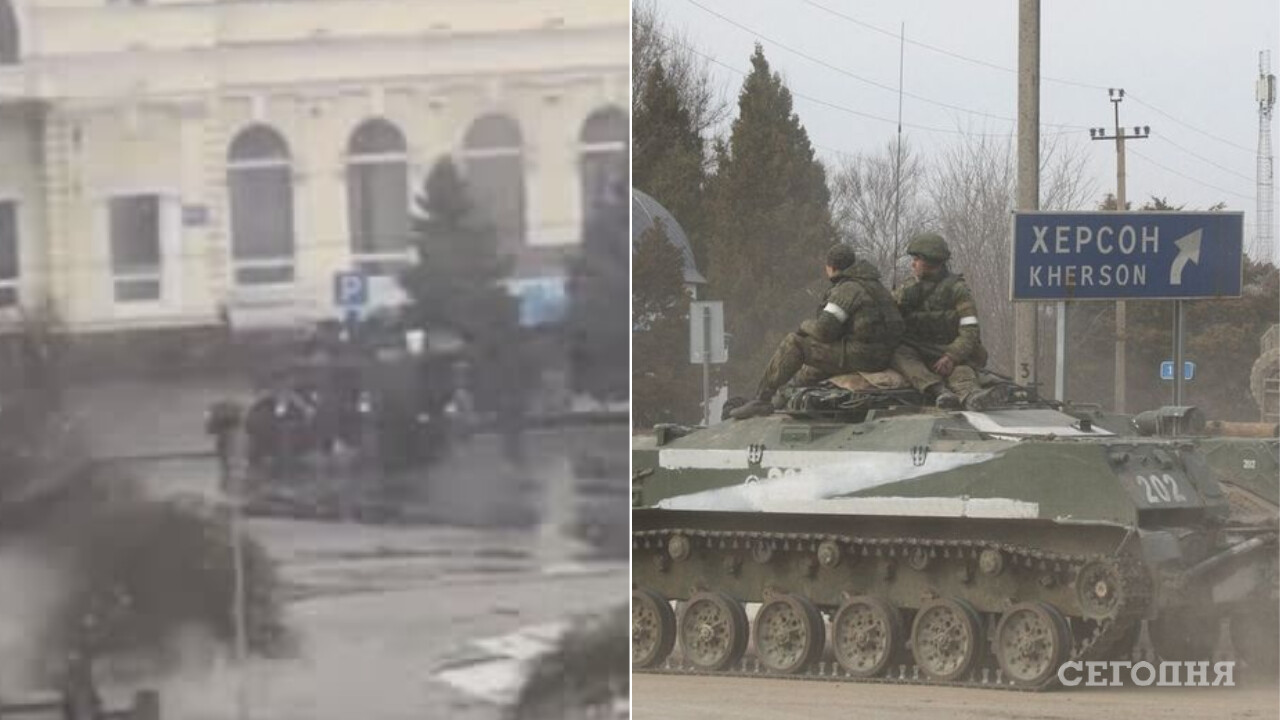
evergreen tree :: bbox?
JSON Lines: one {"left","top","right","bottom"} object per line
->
{"left": 567, "top": 171, "right": 630, "bottom": 402}
{"left": 633, "top": 220, "right": 700, "bottom": 426}
{"left": 704, "top": 44, "right": 836, "bottom": 395}
{"left": 633, "top": 59, "right": 708, "bottom": 272}
{"left": 399, "top": 157, "right": 520, "bottom": 412}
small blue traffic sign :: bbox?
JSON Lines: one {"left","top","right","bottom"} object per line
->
{"left": 333, "top": 271, "right": 368, "bottom": 308}
{"left": 1160, "top": 361, "right": 1195, "bottom": 381}
{"left": 1012, "top": 212, "right": 1243, "bottom": 301}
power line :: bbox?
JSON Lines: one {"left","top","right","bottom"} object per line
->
{"left": 658, "top": 30, "right": 1077, "bottom": 139}
{"left": 1128, "top": 147, "right": 1254, "bottom": 203}
{"left": 1151, "top": 134, "right": 1255, "bottom": 184}
{"left": 798, "top": 0, "right": 1107, "bottom": 91}
{"left": 682, "top": 0, "right": 1088, "bottom": 130}
{"left": 799, "top": 0, "right": 1258, "bottom": 157}
{"left": 1127, "top": 93, "right": 1256, "bottom": 156}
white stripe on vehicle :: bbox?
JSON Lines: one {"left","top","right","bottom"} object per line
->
{"left": 762, "top": 496, "right": 1040, "bottom": 518}
{"left": 655, "top": 451, "right": 999, "bottom": 512}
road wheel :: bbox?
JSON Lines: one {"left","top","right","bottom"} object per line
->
{"left": 831, "top": 596, "right": 902, "bottom": 678}
{"left": 753, "top": 594, "right": 825, "bottom": 674}
{"left": 632, "top": 587, "right": 677, "bottom": 668}
{"left": 911, "top": 598, "right": 983, "bottom": 682}
{"left": 994, "top": 602, "right": 1070, "bottom": 687}
{"left": 680, "top": 591, "right": 749, "bottom": 671}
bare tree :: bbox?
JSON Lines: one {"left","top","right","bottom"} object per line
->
{"left": 928, "top": 131, "right": 1096, "bottom": 373}
{"left": 632, "top": 0, "right": 729, "bottom": 142}
{"left": 830, "top": 139, "right": 929, "bottom": 290}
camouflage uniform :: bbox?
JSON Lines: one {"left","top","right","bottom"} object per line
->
{"left": 753, "top": 259, "right": 904, "bottom": 401}
{"left": 891, "top": 234, "right": 989, "bottom": 402}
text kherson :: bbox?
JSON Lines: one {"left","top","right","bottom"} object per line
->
{"left": 1025, "top": 224, "right": 1162, "bottom": 289}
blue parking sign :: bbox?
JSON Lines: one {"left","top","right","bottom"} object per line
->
{"left": 334, "top": 271, "right": 368, "bottom": 308}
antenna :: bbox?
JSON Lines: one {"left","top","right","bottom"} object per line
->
{"left": 1259, "top": 50, "right": 1276, "bottom": 262}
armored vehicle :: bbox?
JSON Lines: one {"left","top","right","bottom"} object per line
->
{"left": 632, "top": 379, "right": 1278, "bottom": 689}
{"left": 238, "top": 322, "right": 463, "bottom": 520}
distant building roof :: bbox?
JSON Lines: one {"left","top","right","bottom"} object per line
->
{"left": 632, "top": 188, "right": 706, "bottom": 285}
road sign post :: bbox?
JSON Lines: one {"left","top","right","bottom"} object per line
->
{"left": 1013, "top": 211, "right": 1243, "bottom": 411}
{"left": 690, "top": 301, "right": 727, "bottom": 425}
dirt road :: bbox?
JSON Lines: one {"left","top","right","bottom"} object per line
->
{"left": 632, "top": 673, "right": 1280, "bottom": 720}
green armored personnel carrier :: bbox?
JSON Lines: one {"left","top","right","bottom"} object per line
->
{"left": 631, "top": 382, "right": 1278, "bottom": 688}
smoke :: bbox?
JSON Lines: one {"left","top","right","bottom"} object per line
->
{"left": 0, "top": 542, "right": 71, "bottom": 693}
{"left": 655, "top": 451, "right": 998, "bottom": 512}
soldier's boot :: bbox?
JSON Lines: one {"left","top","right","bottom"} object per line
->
{"left": 964, "top": 384, "right": 1010, "bottom": 411}
{"left": 729, "top": 399, "right": 774, "bottom": 420}
{"left": 927, "top": 383, "right": 962, "bottom": 410}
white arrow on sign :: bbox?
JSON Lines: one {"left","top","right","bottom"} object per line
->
{"left": 1169, "top": 229, "right": 1202, "bottom": 286}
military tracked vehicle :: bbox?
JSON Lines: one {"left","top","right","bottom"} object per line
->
{"left": 631, "top": 378, "right": 1278, "bottom": 689}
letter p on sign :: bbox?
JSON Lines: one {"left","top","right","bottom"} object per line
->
{"left": 334, "top": 271, "right": 368, "bottom": 308}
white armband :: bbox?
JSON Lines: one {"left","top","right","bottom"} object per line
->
{"left": 959, "top": 316, "right": 979, "bottom": 327}
{"left": 823, "top": 303, "right": 849, "bottom": 322}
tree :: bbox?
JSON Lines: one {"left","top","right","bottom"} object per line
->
{"left": 567, "top": 174, "right": 629, "bottom": 402}
{"left": 633, "top": 59, "right": 709, "bottom": 273}
{"left": 928, "top": 131, "right": 1095, "bottom": 374}
{"left": 632, "top": 220, "right": 700, "bottom": 426}
{"left": 399, "top": 156, "right": 520, "bottom": 412}
{"left": 830, "top": 139, "right": 929, "bottom": 289}
{"left": 703, "top": 45, "right": 836, "bottom": 395}
{"left": 632, "top": 0, "right": 728, "bottom": 141}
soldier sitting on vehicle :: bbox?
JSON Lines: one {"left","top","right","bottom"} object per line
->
{"left": 730, "top": 244, "right": 905, "bottom": 420}
{"left": 891, "top": 232, "right": 1005, "bottom": 411}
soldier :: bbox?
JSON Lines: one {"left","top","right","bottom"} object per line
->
{"left": 730, "top": 244, "right": 904, "bottom": 420}
{"left": 891, "top": 232, "right": 1004, "bottom": 410}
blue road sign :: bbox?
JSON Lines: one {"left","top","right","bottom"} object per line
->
{"left": 333, "top": 271, "right": 368, "bottom": 307}
{"left": 1011, "top": 212, "right": 1243, "bottom": 301}
{"left": 1160, "top": 360, "right": 1196, "bottom": 381}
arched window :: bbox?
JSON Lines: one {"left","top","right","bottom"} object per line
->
{"left": 346, "top": 118, "right": 410, "bottom": 276}
{"left": 227, "top": 125, "right": 295, "bottom": 286}
{"left": 460, "top": 114, "right": 525, "bottom": 253}
{"left": 0, "top": 0, "right": 18, "bottom": 65}
{"left": 579, "top": 106, "right": 628, "bottom": 227}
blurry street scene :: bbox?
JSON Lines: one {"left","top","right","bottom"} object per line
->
{"left": 0, "top": 1, "right": 629, "bottom": 718}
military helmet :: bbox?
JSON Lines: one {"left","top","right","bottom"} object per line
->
{"left": 906, "top": 233, "right": 951, "bottom": 263}
{"left": 825, "top": 243, "right": 858, "bottom": 271}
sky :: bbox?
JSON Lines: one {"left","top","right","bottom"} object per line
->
{"left": 649, "top": 0, "right": 1280, "bottom": 261}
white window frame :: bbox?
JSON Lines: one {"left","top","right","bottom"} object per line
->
{"left": 344, "top": 149, "right": 414, "bottom": 277}
{"left": 0, "top": 196, "right": 19, "bottom": 309}
{"left": 457, "top": 146, "right": 527, "bottom": 248}
{"left": 98, "top": 189, "right": 180, "bottom": 316}
{"left": 578, "top": 140, "right": 628, "bottom": 218}
{"left": 576, "top": 107, "right": 628, "bottom": 241}
{"left": 227, "top": 140, "right": 296, "bottom": 290}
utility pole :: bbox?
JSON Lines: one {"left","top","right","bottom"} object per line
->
{"left": 1014, "top": 0, "right": 1039, "bottom": 390}
{"left": 1090, "top": 88, "right": 1149, "bottom": 414}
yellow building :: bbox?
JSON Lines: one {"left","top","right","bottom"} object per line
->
{"left": 0, "top": 0, "right": 627, "bottom": 337}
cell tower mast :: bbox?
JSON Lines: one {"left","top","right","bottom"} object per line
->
{"left": 1259, "top": 51, "right": 1276, "bottom": 262}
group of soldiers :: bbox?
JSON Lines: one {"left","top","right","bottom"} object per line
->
{"left": 731, "top": 232, "right": 1006, "bottom": 420}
